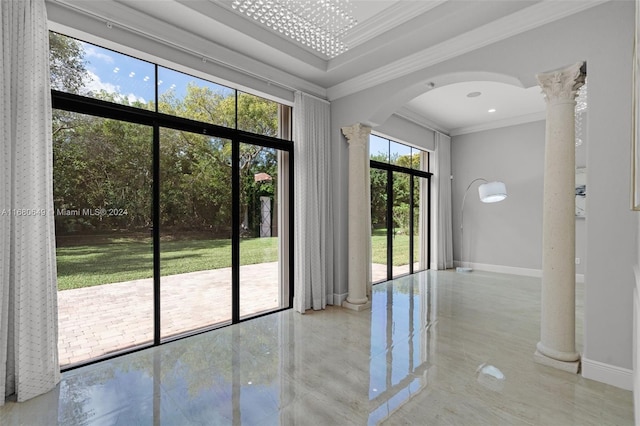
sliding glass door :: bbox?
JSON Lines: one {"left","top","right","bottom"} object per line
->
{"left": 370, "top": 135, "right": 431, "bottom": 283}
{"left": 53, "top": 112, "right": 154, "bottom": 366}
{"left": 238, "top": 143, "right": 291, "bottom": 318}
{"left": 371, "top": 168, "right": 389, "bottom": 282}
{"left": 391, "top": 171, "right": 411, "bottom": 278}
{"left": 50, "top": 31, "right": 293, "bottom": 368}
{"left": 159, "top": 129, "right": 233, "bottom": 339}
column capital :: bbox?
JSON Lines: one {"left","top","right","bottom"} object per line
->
{"left": 536, "top": 62, "right": 586, "bottom": 104}
{"left": 341, "top": 123, "right": 372, "bottom": 146}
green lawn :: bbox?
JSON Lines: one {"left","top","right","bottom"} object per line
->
{"left": 371, "top": 228, "right": 419, "bottom": 266}
{"left": 56, "top": 235, "right": 277, "bottom": 290}
{"left": 57, "top": 230, "right": 421, "bottom": 290}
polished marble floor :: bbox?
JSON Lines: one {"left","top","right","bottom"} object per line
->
{"left": 1, "top": 270, "right": 634, "bottom": 425}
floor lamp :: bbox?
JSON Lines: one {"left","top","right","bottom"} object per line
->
{"left": 457, "top": 178, "right": 508, "bottom": 273}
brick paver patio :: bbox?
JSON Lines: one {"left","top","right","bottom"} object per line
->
{"left": 58, "top": 261, "right": 417, "bottom": 367}
{"left": 58, "top": 262, "right": 280, "bottom": 367}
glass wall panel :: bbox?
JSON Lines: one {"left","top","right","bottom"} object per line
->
{"left": 410, "top": 148, "right": 421, "bottom": 169}
{"left": 51, "top": 30, "right": 293, "bottom": 368}
{"left": 160, "top": 128, "right": 232, "bottom": 338}
{"left": 50, "top": 32, "right": 155, "bottom": 110}
{"left": 370, "top": 134, "right": 389, "bottom": 162}
{"left": 370, "top": 133, "right": 430, "bottom": 283}
{"left": 237, "top": 92, "right": 279, "bottom": 137}
{"left": 238, "top": 143, "right": 284, "bottom": 319}
{"left": 392, "top": 172, "right": 411, "bottom": 278}
{"left": 413, "top": 177, "right": 421, "bottom": 272}
{"left": 158, "top": 67, "right": 236, "bottom": 127}
{"left": 389, "top": 141, "right": 412, "bottom": 168}
{"left": 53, "top": 111, "right": 153, "bottom": 367}
{"left": 371, "top": 169, "right": 388, "bottom": 283}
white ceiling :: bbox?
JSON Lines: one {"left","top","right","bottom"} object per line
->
{"left": 405, "top": 81, "right": 547, "bottom": 135}
{"left": 50, "top": 0, "right": 605, "bottom": 134}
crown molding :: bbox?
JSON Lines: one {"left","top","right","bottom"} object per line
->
{"left": 395, "top": 107, "right": 450, "bottom": 136}
{"left": 450, "top": 111, "right": 546, "bottom": 136}
{"left": 343, "top": 1, "right": 447, "bottom": 48}
{"left": 327, "top": 0, "right": 609, "bottom": 101}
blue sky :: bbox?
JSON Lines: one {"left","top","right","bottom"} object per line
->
{"left": 79, "top": 41, "right": 234, "bottom": 104}
{"left": 370, "top": 134, "right": 420, "bottom": 165}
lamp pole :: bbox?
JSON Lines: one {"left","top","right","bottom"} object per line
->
{"left": 458, "top": 178, "right": 487, "bottom": 272}
{"left": 457, "top": 178, "right": 507, "bottom": 272}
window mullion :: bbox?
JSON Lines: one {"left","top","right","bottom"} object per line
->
{"left": 232, "top": 139, "right": 240, "bottom": 323}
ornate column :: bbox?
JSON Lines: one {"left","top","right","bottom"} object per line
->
{"left": 534, "top": 62, "right": 586, "bottom": 373}
{"left": 341, "top": 123, "right": 372, "bottom": 311}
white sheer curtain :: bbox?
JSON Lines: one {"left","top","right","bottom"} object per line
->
{"left": 293, "top": 92, "right": 334, "bottom": 312}
{"left": 1, "top": 0, "right": 60, "bottom": 404}
{"left": 430, "top": 133, "right": 454, "bottom": 270}
{"left": 419, "top": 152, "right": 430, "bottom": 270}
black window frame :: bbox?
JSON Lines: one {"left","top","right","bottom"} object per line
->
{"left": 370, "top": 157, "right": 432, "bottom": 284}
{"left": 52, "top": 84, "right": 294, "bottom": 371}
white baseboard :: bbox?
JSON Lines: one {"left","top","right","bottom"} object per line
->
{"left": 582, "top": 357, "right": 633, "bottom": 391}
{"left": 453, "top": 261, "right": 585, "bottom": 283}
{"left": 333, "top": 292, "right": 348, "bottom": 306}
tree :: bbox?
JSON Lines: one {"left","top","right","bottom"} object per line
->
{"left": 157, "top": 86, "right": 279, "bottom": 235}
{"left": 50, "top": 33, "right": 281, "bottom": 237}
{"left": 370, "top": 152, "right": 421, "bottom": 234}
{"left": 49, "top": 32, "right": 87, "bottom": 93}
{"left": 370, "top": 167, "right": 387, "bottom": 229}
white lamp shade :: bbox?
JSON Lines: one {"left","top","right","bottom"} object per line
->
{"left": 478, "top": 181, "right": 507, "bottom": 203}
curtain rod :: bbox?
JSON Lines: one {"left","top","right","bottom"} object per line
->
{"left": 393, "top": 110, "right": 450, "bottom": 137}
{"left": 296, "top": 91, "right": 330, "bottom": 105}
{"left": 51, "top": 0, "right": 312, "bottom": 97}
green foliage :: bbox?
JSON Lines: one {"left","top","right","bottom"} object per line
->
{"left": 49, "top": 32, "right": 87, "bottom": 93}
{"left": 370, "top": 152, "right": 422, "bottom": 233}
{"left": 50, "top": 40, "right": 280, "bottom": 236}
{"left": 394, "top": 153, "right": 421, "bottom": 169}
{"left": 392, "top": 173, "right": 411, "bottom": 234}
{"left": 159, "top": 84, "right": 232, "bottom": 127}
{"left": 370, "top": 169, "right": 387, "bottom": 228}
{"left": 370, "top": 168, "right": 415, "bottom": 234}
{"left": 237, "top": 92, "right": 278, "bottom": 136}
{"left": 53, "top": 115, "right": 154, "bottom": 233}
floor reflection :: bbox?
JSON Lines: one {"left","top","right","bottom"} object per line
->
{"left": 54, "top": 315, "right": 286, "bottom": 425}
{"left": 1, "top": 270, "right": 634, "bottom": 426}
{"left": 476, "top": 363, "right": 506, "bottom": 392}
{"left": 368, "top": 274, "right": 436, "bottom": 424}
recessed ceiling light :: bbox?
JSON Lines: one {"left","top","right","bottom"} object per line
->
{"left": 488, "top": 108, "right": 496, "bottom": 113}
{"left": 467, "top": 91, "right": 481, "bottom": 98}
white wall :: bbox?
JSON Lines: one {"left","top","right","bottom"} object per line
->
{"left": 374, "top": 114, "right": 435, "bottom": 152}
{"left": 332, "top": 1, "right": 636, "bottom": 376}
{"left": 451, "top": 121, "right": 545, "bottom": 272}
{"left": 451, "top": 120, "right": 587, "bottom": 276}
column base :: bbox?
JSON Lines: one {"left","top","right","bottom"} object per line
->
{"left": 534, "top": 350, "right": 581, "bottom": 373}
{"left": 342, "top": 300, "right": 371, "bottom": 311}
